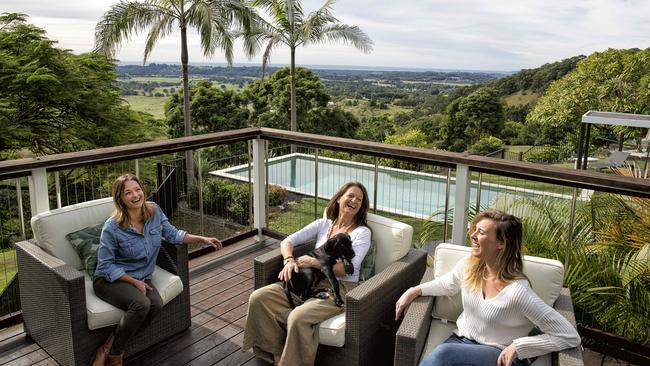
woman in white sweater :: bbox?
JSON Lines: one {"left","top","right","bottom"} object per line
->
{"left": 395, "top": 209, "right": 580, "bottom": 366}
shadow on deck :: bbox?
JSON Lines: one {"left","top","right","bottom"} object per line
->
{"left": 0, "top": 238, "right": 280, "bottom": 366}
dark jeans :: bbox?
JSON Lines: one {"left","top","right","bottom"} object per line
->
{"left": 420, "top": 333, "right": 530, "bottom": 366}
{"left": 93, "top": 277, "right": 163, "bottom": 354}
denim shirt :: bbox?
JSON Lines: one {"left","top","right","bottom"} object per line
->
{"left": 94, "top": 203, "right": 187, "bottom": 282}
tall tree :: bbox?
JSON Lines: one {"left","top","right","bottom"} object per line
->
{"left": 0, "top": 13, "right": 160, "bottom": 159}
{"left": 528, "top": 48, "right": 650, "bottom": 147}
{"left": 94, "top": 0, "right": 256, "bottom": 183}
{"left": 249, "top": 0, "right": 373, "bottom": 134}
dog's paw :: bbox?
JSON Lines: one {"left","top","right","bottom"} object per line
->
{"left": 334, "top": 298, "right": 344, "bottom": 307}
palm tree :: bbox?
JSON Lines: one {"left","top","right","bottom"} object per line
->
{"left": 94, "top": 0, "right": 256, "bottom": 187}
{"left": 249, "top": 0, "right": 373, "bottom": 135}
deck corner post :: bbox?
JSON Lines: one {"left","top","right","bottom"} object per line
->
{"left": 28, "top": 167, "right": 49, "bottom": 215}
{"left": 252, "top": 137, "right": 267, "bottom": 236}
{"left": 451, "top": 164, "right": 471, "bottom": 245}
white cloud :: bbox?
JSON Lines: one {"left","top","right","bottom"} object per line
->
{"left": 3, "top": 0, "right": 650, "bottom": 71}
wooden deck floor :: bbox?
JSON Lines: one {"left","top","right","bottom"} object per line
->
{"left": 0, "top": 239, "right": 279, "bottom": 366}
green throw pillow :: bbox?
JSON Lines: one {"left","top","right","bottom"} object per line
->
{"left": 359, "top": 239, "right": 377, "bottom": 282}
{"left": 66, "top": 223, "right": 103, "bottom": 277}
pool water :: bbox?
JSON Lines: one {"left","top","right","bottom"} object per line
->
{"left": 211, "top": 153, "right": 562, "bottom": 219}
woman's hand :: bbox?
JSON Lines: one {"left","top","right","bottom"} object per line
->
{"left": 395, "top": 286, "right": 422, "bottom": 320}
{"left": 133, "top": 279, "right": 152, "bottom": 295}
{"left": 201, "top": 236, "right": 223, "bottom": 251}
{"left": 296, "top": 255, "right": 319, "bottom": 269}
{"left": 497, "top": 344, "right": 518, "bottom": 366}
{"left": 183, "top": 234, "right": 223, "bottom": 251}
{"left": 278, "top": 258, "right": 299, "bottom": 281}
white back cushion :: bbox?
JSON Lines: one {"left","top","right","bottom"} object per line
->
{"left": 366, "top": 212, "right": 413, "bottom": 272}
{"left": 31, "top": 197, "right": 114, "bottom": 269}
{"left": 432, "top": 243, "right": 565, "bottom": 322}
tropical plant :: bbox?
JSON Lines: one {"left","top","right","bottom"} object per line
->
{"left": 248, "top": 0, "right": 373, "bottom": 134}
{"left": 94, "top": 0, "right": 257, "bottom": 184}
{"left": 505, "top": 178, "right": 649, "bottom": 344}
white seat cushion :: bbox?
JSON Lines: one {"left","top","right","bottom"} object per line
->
{"left": 318, "top": 313, "right": 346, "bottom": 347}
{"left": 85, "top": 265, "right": 184, "bottom": 329}
{"left": 318, "top": 211, "right": 414, "bottom": 346}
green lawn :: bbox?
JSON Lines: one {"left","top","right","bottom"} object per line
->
{"left": 123, "top": 95, "right": 167, "bottom": 119}
{"left": 0, "top": 248, "right": 17, "bottom": 292}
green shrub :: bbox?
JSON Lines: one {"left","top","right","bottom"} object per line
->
{"left": 191, "top": 179, "right": 250, "bottom": 225}
{"left": 524, "top": 147, "right": 560, "bottom": 163}
{"left": 268, "top": 185, "right": 288, "bottom": 206}
{"left": 468, "top": 136, "right": 504, "bottom": 155}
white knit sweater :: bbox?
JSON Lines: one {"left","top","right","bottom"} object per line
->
{"left": 416, "top": 256, "right": 581, "bottom": 359}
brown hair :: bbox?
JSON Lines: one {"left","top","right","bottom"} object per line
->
{"left": 325, "top": 181, "right": 370, "bottom": 229}
{"left": 464, "top": 209, "right": 528, "bottom": 291}
{"left": 111, "top": 173, "right": 154, "bottom": 229}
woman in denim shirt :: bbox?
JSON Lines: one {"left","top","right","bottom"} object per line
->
{"left": 92, "top": 174, "right": 222, "bottom": 366}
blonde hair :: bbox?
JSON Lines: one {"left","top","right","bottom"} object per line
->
{"left": 325, "top": 181, "right": 369, "bottom": 229}
{"left": 111, "top": 173, "right": 154, "bottom": 229}
{"left": 464, "top": 209, "right": 528, "bottom": 292}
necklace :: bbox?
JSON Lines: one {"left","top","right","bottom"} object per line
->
{"left": 327, "top": 218, "right": 355, "bottom": 239}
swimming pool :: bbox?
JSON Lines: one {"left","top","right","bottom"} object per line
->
{"left": 211, "top": 153, "right": 570, "bottom": 219}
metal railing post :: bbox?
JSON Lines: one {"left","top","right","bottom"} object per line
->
{"left": 443, "top": 168, "right": 451, "bottom": 242}
{"left": 265, "top": 140, "right": 269, "bottom": 224}
{"left": 451, "top": 164, "right": 471, "bottom": 246}
{"left": 373, "top": 157, "right": 379, "bottom": 213}
{"left": 16, "top": 178, "right": 26, "bottom": 240}
{"left": 28, "top": 167, "right": 49, "bottom": 215}
{"left": 475, "top": 172, "right": 483, "bottom": 213}
{"left": 197, "top": 149, "right": 204, "bottom": 236}
{"left": 247, "top": 141, "right": 253, "bottom": 229}
{"left": 135, "top": 159, "right": 140, "bottom": 177}
{"left": 54, "top": 171, "right": 62, "bottom": 208}
{"left": 314, "top": 149, "right": 319, "bottom": 220}
{"left": 565, "top": 187, "right": 579, "bottom": 268}
{"left": 252, "top": 137, "right": 267, "bottom": 236}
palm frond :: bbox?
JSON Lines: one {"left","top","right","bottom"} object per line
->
{"left": 187, "top": 0, "right": 235, "bottom": 63}
{"left": 144, "top": 15, "right": 176, "bottom": 63}
{"left": 261, "top": 35, "right": 282, "bottom": 81}
{"left": 312, "top": 23, "right": 373, "bottom": 53}
{"left": 94, "top": 1, "right": 167, "bottom": 58}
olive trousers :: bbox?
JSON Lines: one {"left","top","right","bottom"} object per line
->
{"left": 242, "top": 280, "right": 355, "bottom": 366}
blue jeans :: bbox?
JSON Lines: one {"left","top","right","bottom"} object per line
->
{"left": 419, "top": 333, "right": 530, "bottom": 366}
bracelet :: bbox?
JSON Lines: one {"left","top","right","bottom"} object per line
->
{"left": 283, "top": 256, "right": 294, "bottom": 265}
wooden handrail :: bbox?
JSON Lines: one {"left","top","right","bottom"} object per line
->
{"left": 1, "top": 127, "right": 649, "bottom": 198}
{"left": 259, "top": 128, "right": 650, "bottom": 198}
{"left": 0, "top": 128, "right": 260, "bottom": 177}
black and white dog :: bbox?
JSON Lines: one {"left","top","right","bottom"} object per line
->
{"left": 283, "top": 233, "right": 355, "bottom": 308}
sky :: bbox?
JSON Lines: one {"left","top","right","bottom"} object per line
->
{"left": 3, "top": 0, "right": 650, "bottom": 72}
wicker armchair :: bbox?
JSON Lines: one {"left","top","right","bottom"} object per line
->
{"left": 15, "top": 198, "right": 191, "bottom": 366}
{"left": 254, "top": 213, "right": 427, "bottom": 366}
{"left": 394, "top": 243, "right": 584, "bottom": 366}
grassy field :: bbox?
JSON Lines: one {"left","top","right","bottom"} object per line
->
{"left": 503, "top": 90, "right": 539, "bottom": 106}
{"left": 0, "top": 249, "right": 17, "bottom": 292}
{"left": 123, "top": 95, "right": 167, "bottom": 119}
{"left": 340, "top": 100, "right": 414, "bottom": 119}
